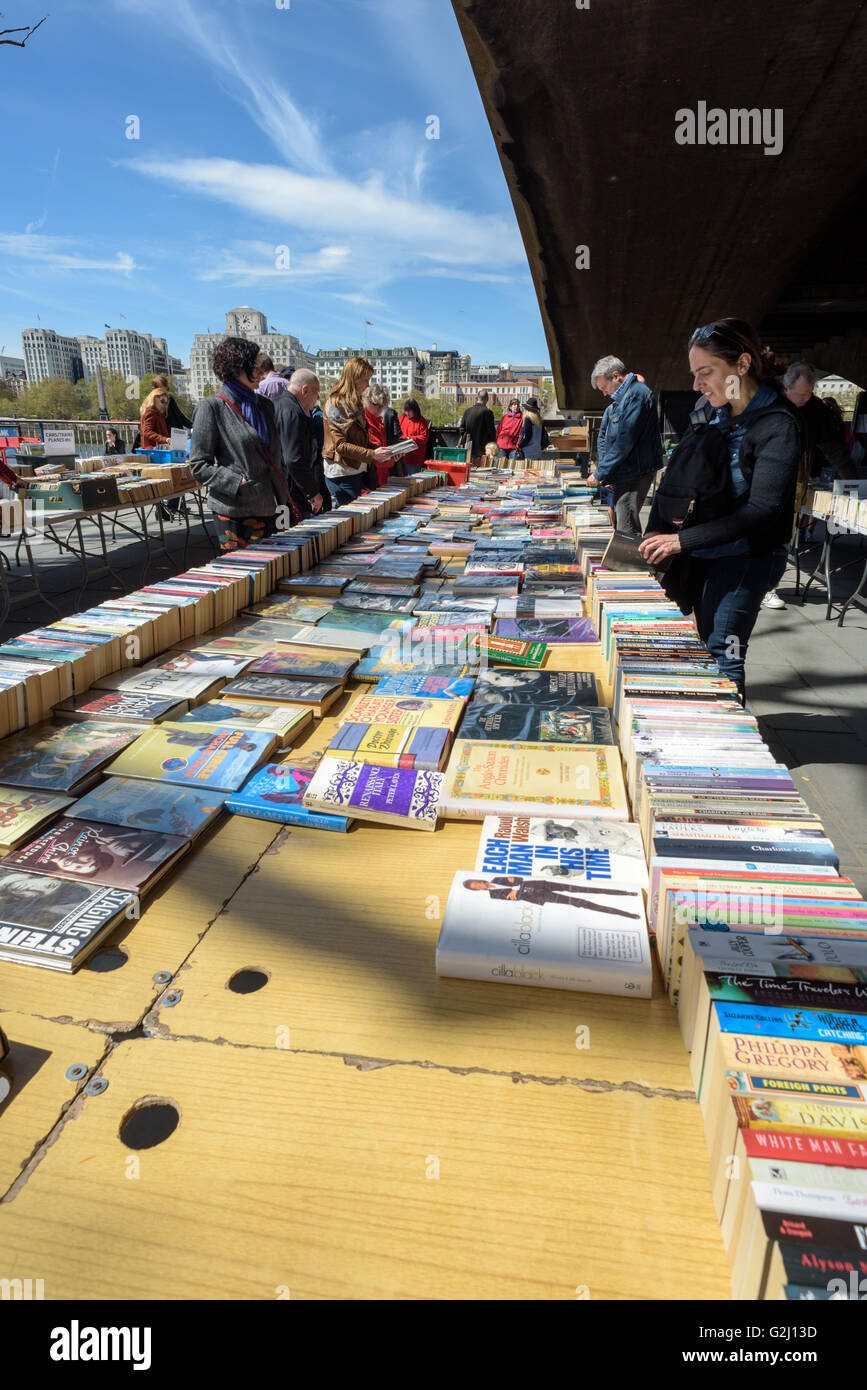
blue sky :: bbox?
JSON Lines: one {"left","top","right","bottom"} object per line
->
{"left": 0, "top": 0, "right": 550, "bottom": 368}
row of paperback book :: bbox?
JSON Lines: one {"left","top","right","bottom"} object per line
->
{"left": 599, "top": 554, "right": 867, "bottom": 1302}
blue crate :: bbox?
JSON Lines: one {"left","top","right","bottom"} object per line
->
{"left": 135, "top": 448, "right": 187, "bottom": 463}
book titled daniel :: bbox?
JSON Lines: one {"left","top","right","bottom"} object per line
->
{"left": 435, "top": 869, "right": 652, "bottom": 996}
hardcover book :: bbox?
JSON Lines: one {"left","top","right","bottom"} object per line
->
{"left": 53, "top": 690, "right": 188, "bottom": 724}
{"left": 440, "top": 741, "right": 629, "bottom": 821}
{"left": 226, "top": 764, "right": 351, "bottom": 832}
{"left": 246, "top": 651, "right": 356, "bottom": 681}
{"left": 344, "top": 692, "right": 464, "bottom": 731}
{"left": 302, "top": 757, "right": 442, "bottom": 830}
{"left": 175, "top": 699, "right": 312, "bottom": 746}
{"left": 470, "top": 669, "right": 599, "bottom": 707}
{"left": 458, "top": 704, "right": 614, "bottom": 745}
{"left": 71, "top": 778, "right": 225, "bottom": 839}
{"left": 494, "top": 618, "right": 597, "bottom": 644}
{"left": 0, "top": 787, "right": 74, "bottom": 852}
{"left": 370, "top": 673, "right": 476, "bottom": 702}
{"left": 474, "top": 814, "right": 648, "bottom": 888}
{"left": 105, "top": 724, "right": 276, "bottom": 791}
{"left": 0, "top": 721, "right": 141, "bottom": 794}
{"left": 0, "top": 870, "right": 135, "bottom": 971}
{"left": 2, "top": 818, "right": 189, "bottom": 895}
{"left": 435, "top": 869, "right": 651, "bottom": 996}
{"left": 327, "top": 721, "right": 452, "bottom": 771}
{"left": 220, "top": 676, "right": 344, "bottom": 714}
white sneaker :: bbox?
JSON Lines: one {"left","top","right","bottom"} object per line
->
{"left": 761, "top": 590, "right": 786, "bottom": 610}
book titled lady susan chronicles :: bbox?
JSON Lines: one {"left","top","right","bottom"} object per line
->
{"left": 440, "top": 741, "right": 629, "bottom": 821}
{"left": 435, "top": 869, "right": 652, "bottom": 996}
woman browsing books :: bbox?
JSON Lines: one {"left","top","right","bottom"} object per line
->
{"left": 639, "top": 318, "right": 801, "bottom": 698}
{"left": 188, "top": 337, "right": 294, "bottom": 552}
{"left": 322, "top": 358, "right": 395, "bottom": 507}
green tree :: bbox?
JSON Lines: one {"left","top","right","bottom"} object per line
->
{"left": 12, "top": 376, "right": 82, "bottom": 420}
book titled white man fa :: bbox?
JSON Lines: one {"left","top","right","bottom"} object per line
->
{"left": 50, "top": 1321, "right": 151, "bottom": 1371}
{"left": 435, "top": 869, "right": 652, "bottom": 997}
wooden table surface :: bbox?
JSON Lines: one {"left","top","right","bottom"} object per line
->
{"left": 0, "top": 642, "right": 731, "bottom": 1300}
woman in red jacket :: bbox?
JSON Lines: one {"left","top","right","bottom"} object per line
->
{"left": 397, "top": 398, "right": 430, "bottom": 474}
{"left": 496, "top": 397, "right": 524, "bottom": 458}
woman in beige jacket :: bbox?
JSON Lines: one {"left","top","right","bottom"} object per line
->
{"left": 322, "top": 356, "right": 393, "bottom": 507}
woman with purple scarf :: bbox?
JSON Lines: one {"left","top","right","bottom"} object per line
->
{"left": 189, "top": 337, "right": 294, "bottom": 551}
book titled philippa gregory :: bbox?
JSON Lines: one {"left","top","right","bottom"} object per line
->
{"left": 435, "top": 869, "right": 652, "bottom": 997}
{"left": 302, "top": 757, "right": 442, "bottom": 830}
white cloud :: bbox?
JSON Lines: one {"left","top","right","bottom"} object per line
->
{"left": 0, "top": 235, "right": 136, "bottom": 273}
{"left": 115, "top": 0, "right": 332, "bottom": 175}
{"left": 130, "top": 158, "right": 523, "bottom": 271}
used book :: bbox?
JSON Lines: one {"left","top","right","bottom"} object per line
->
{"left": 435, "top": 869, "right": 652, "bottom": 996}
{"left": 327, "top": 721, "right": 453, "bottom": 772}
{"left": 105, "top": 723, "right": 276, "bottom": 791}
{"left": 70, "top": 778, "right": 225, "bottom": 840}
{"left": 52, "top": 690, "right": 189, "bottom": 725}
{"left": 226, "top": 764, "right": 352, "bottom": 831}
{"left": 2, "top": 818, "right": 189, "bottom": 896}
{"left": 174, "top": 699, "right": 312, "bottom": 747}
{"left": 0, "top": 869, "right": 135, "bottom": 972}
{"left": 302, "top": 757, "right": 442, "bottom": 830}
{"left": 0, "top": 787, "right": 74, "bottom": 853}
{"left": 474, "top": 814, "right": 648, "bottom": 889}
{"left": 440, "top": 741, "right": 629, "bottom": 821}
{"left": 470, "top": 668, "right": 599, "bottom": 707}
{"left": 494, "top": 618, "right": 596, "bottom": 644}
{"left": 0, "top": 721, "right": 141, "bottom": 795}
{"left": 458, "top": 704, "right": 614, "bottom": 745}
{"left": 220, "top": 675, "right": 344, "bottom": 716}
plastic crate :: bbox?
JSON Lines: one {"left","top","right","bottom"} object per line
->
{"left": 425, "top": 459, "right": 471, "bottom": 486}
{"left": 433, "top": 447, "right": 469, "bottom": 462}
{"left": 135, "top": 448, "right": 187, "bottom": 463}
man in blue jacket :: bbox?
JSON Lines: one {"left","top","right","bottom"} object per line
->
{"left": 587, "top": 356, "right": 662, "bottom": 538}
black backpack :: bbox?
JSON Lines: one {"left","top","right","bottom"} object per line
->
{"left": 647, "top": 422, "right": 732, "bottom": 535}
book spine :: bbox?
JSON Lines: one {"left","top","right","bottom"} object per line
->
{"left": 224, "top": 800, "right": 350, "bottom": 832}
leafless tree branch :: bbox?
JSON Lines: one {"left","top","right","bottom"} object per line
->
{"left": 0, "top": 14, "right": 48, "bottom": 47}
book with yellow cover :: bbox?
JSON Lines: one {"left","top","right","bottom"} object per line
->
{"left": 439, "top": 741, "right": 629, "bottom": 821}
{"left": 342, "top": 691, "right": 464, "bottom": 732}
{"left": 327, "top": 721, "right": 452, "bottom": 772}
{"left": 105, "top": 723, "right": 276, "bottom": 791}
{"left": 174, "top": 699, "right": 312, "bottom": 748}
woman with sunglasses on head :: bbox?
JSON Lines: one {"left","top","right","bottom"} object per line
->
{"left": 639, "top": 318, "right": 801, "bottom": 699}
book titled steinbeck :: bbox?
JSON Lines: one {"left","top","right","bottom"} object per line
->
{"left": 0, "top": 869, "right": 135, "bottom": 972}
{"left": 435, "top": 869, "right": 652, "bottom": 997}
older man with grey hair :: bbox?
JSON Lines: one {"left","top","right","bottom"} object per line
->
{"left": 273, "top": 368, "right": 329, "bottom": 516}
{"left": 782, "top": 362, "right": 851, "bottom": 482}
{"left": 587, "top": 355, "right": 662, "bottom": 539}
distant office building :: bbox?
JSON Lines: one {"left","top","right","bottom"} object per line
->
{"left": 188, "top": 308, "right": 314, "bottom": 401}
{"left": 75, "top": 330, "right": 183, "bottom": 383}
{"left": 22, "top": 328, "right": 84, "bottom": 385}
{"left": 0, "top": 354, "right": 27, "bottom": 393}
{"left": 316, "top": 346, "right": 425, "bottom": 399}
{"left": 441, "top": 366, "right": 551, "bottom": 410}
{"left": 77, "top": 335, "right": 107, "bottom": 381}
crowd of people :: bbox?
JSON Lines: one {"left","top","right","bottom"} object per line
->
{"left": 109, "top": 322, "right": 860, "bottom": 703}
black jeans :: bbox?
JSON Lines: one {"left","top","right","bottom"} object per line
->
{"left": 326, "top": 472, "right": 365, "bottom": 507}
{"left": 689, "top": 548, "right": 787, "bottom": 697}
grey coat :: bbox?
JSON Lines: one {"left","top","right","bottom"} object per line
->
{"left": 189, "top": 393, "right": 290, "bottom": 518}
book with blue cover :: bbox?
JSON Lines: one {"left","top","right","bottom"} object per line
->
{"left": 371, "top": 673, "right": 476, "bottom": 701}
{"left": 226, "top": 764, "right": 351, "bottom": 831}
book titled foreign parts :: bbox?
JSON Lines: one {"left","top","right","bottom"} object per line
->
{"left": 0, "top": 869, "right": 135, "bottom": 972}
{"left": 226, "top": 764, "right": 351, "bottom": 832}
{"left": 302, "top": 757, "right": 442, "bottom": 830}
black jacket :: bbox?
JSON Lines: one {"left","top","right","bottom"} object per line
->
{"left": 104, "top": 438, "right": 127, "bottom": 456}
{"left": 459, "top": 404, "right": 497, "bottom": 453}
{"left": 166, "top": 396, "right": 192, "bottom": 431}
{"left": 676, "top": 395, "right": 802, "bottom": 556}
{"left": 273, "top": 390, "right": 331, "bottom": 513}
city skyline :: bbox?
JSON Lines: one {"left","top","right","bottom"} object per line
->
{"left": 0, "top": 0, "right": 550, "bottom": 375}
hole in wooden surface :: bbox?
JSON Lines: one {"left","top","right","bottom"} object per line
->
{"left": 227, "top": 968, "right": 270, "bottom": 995}
{"left": 86, "top": 946, "right": 129, "bottom": 973}
{"left": 120, "top": 1099, "right": 180, "bottom": 1150}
